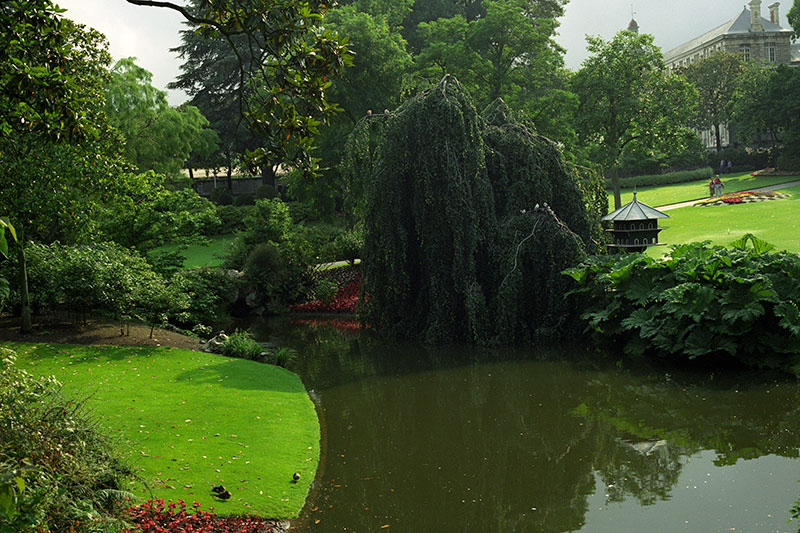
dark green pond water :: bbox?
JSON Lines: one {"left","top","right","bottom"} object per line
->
{"left": 249, "top": 317, "right": 800, "bottom": 532}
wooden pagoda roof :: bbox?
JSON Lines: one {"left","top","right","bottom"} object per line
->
{"left": 602, "top": 192, "right": 670, "bottom": 222}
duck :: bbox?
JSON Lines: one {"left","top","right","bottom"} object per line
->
{"left": 211, "top": 485, "right": 225, "bottom": 494}
{"left": 292, "top": 472, "right": 300, "bottom": 483}
{"left": 213, "top": 490, "right": 231, "bottom": 500}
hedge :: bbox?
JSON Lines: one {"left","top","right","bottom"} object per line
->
{"left": 604, "top": 167, "right": 714, "bottom": 189}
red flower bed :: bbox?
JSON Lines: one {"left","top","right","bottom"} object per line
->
{"left": 721, "top": 196, "right": 743, "bottom": 204}
{"left": 290, "top": 317, "right": 365, "bottom": 332}
{"left": 124, "top": 499, "right": 278, "bottom": 533}
{"left": 290, "top": 274, "right": 364, "bottom": 314}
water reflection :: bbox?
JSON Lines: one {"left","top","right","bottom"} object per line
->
{"left": 245, "top": 317, "right": 800, "bottom": 532}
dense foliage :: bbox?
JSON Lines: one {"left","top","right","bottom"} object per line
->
{"left": 19, "top": 242, "right": 189, "bottom": 335}
{"left": 565, "top": 237, "right": 800, "bottom": 373}
{"left": 572, "top": 31, "right": 697, "bottom": 209}
{"left": 0, "top": 348, "right": 133, "bottom": 531}
{"left": 154, "top": 0, "right": 352, "bottom": 178}
{"left": 344, "top": 76, "right": 604, "bottom": 343}
{"left": 105, "top": 58, "right": 218, "bottom": 178}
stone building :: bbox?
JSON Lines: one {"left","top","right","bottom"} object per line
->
{"left": 661, "top": 1, "right": 795, "bottom": 150}
{"left": 664, "top": 1, "right": 793, "bottom": 70}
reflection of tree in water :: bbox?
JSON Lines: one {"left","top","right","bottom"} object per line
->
{"left": 247, "top": 319, "right": 800, "bottom": 531}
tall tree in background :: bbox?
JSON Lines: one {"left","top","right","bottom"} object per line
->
{"left": 789, "top": 0, "right": 799, "bottom": 37}
{"left": 413, "top": 0, "right": 575, "bottom": 144}
{"left": 573, "top": 31, "right": 696, "bottom": 209}
{"left": 105, "top": 57, "right": 218, "bottom": 178}
{"left": 127, "top": 0, "right": 351, "bottom": 179}
{"left": 682, "top": 52, "right": 743, "bottom": 153}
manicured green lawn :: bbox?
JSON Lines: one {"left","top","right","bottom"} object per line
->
{"left": 648, "top": 184, "right": 800, "bottom": 257}
{"left": 152, "top": 234, "right": 236, "bottom": 269}
{"left": 7, "top": 342, "right": 319, "bottom": 519}
{"left": 607, "top": 172, "right": 798, "bottom": 209}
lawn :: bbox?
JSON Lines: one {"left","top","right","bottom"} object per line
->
{"left": 607, "top": 172, "right": 798, "bottom": 209}
{"left": 648, "top": 183, "right": 800, "bottom": 257}
{"left": 152, "top": 234, "right": 236, "bottom": 269}
{"left": 7, "top": 342, "right": 319, "bottom": 519}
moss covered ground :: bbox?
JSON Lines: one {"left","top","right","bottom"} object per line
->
{"left": 6, "top": 342, "right": 319, "bottom": 519}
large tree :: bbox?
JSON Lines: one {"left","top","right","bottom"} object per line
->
{"left": 573, "top": 31, "right": 697, "bottom": 209}
{"left": 344, "top": 77, "right": 604, "bottom": 344}
{"left": 129, "top": 0, "right": 351, "bottom": 178}
{"left": 0, "top": 0, "right": 110, "bottom": 141}
{"left": 105, "top": 57, "right": 218, "bottom": 178}
{"left": 682, "top": 52, "right": 743, "bottom": 153}
{"left": 413, "top": 0, "right": 575, "bottom": 144}
{"left": 789, "top": 0, "right": 799, "bottom": 37}
{"left": 730, "top": 63, "right": 800, "bottom": 168}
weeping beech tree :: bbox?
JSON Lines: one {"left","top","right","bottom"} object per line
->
{"left": 344, "top": 76, "right": 605, "bottom": 344}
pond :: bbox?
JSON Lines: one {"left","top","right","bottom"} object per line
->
{"left": 247, "top": 317, "right": 800, "bottom": 532}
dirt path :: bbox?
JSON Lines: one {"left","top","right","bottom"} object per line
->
{"left": 0, "top": 315, "right": 204, "bottom": 351}
{"left": 657, "top": 179, "right": 800, "bottom": 211}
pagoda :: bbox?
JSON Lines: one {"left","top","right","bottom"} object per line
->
{"left": 602, "top": 191, "right": 670, "bottom": 253}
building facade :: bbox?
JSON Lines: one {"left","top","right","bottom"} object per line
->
{"left": 662, "top": 1, "right": 795, "bottom": 150}
{"left": 664, "top": 1, "right": 793, "bottom": 70}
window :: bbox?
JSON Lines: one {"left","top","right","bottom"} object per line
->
{"left": 643, "top": 238, "right": 649, "bottom": 245}
{"left": 740, "top": 44, "right": 751, "bottom": 61}
{"left": 766, "top": 43, "right": 776, "bottom": 62}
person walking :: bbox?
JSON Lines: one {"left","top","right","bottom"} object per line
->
{"left": 709, "top": 177, "right": 716, "bottom": 197}
{"left": 714, "top": 175, "right": 724, "bottom": 197}
{"left": 727, "top": 160, "right": 732, "bottom": 174}
{"left": 720, "top": 159, "right": 725, "bottom": 174}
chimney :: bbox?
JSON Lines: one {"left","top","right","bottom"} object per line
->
{"left": 750, "top": 0, "right": 764, "bottom": 31}
{"left": 768, "top": 2, "right": 780, "bottom": 24}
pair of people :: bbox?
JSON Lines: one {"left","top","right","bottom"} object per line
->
{"left": 719, "top": 160, "right": 733, "bottom": 174}
{"left": 708, "top": 176, "right": 724, "bottom": 197}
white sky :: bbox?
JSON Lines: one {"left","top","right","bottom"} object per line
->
{"left": 54, "top": 0, "right": 794, "bottom": 107}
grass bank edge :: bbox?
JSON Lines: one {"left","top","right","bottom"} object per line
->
{"left": 5, "top": 341, "right": 320, "bottom": 520}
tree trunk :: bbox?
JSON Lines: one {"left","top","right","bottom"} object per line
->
{"left": 610, "top": 167, "right": 622, "bottom": 210}
{"left": 226, "top": 162, "right": 233, "bottom": 191}
{"left": 714, "top": 123, "right": 722, "bottom": 153}
{"left": 188, "top": 166, "right": 194, "bottom": 180}
{"left": 17, "top": 231, "right": 32, "bottom": 334}
{"left": 261, "top": 164, "right": 276, "bottom": 188}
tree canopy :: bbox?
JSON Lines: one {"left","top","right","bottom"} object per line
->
{"left": 681, "top": 52, "right": 743, "bottom": 153}
{"left": 572, "top": 31, "right": 697, "bottom": 209}
{"left": 344, "top": 76, "right": 605, "bottom": 344}
{"left": 105, "top": 57, "right": 218, "bottom": 178}
{"left": 131, "top": 0, "right": 352, "bottom": 176}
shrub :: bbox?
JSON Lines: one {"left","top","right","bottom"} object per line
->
{"left": 332, "top": 227, "right": 363, "bottom": 264}
{"left": 174, "top": 267, "right": 240, "bottom": 326}
{"left": 565, "top": 237, "right": 800, "bottom": 372}
{"left": 209, "top": 187, "right": 234, "bottom": 206}
{"left": 233, "top": 193, "right": 255, "bottom": 206}
{"left": 0, "top": 348, "right": 134, "bottom": 532}
{"left": 23, "top": 242, "right": 188, "bottom": 331}
{"left": 214, "top": 204, "right": 252, "bottom": 234}
{"left": 255, "top": 184, "right": 278, "bottom": 200}
{"left": 314, "top": 278, "right": 339, "bottom": 305}
{"left": 269, "top": 347, "right": 298, "bottom": 368}
{"left": 221, "top": 330, "right": 264, "bottom": 361}
{"left": 606, "top": 167, "right": 714, "bottom": 189}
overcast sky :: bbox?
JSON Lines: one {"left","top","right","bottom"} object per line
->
{"left": 55, "top": 0, "right": 794, "bottom": 106}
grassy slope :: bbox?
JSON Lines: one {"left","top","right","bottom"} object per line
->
{"left": 7, "top": 342, "right": 319, "bottom": 519}
{"left": 608, "top": 172, "right": 796, "bottom": 210}
{"left": 648, "top": 183, "right": 800, "bottom": 257}
{"left": 152, "top": 234, "right": 236, "bottom": 269}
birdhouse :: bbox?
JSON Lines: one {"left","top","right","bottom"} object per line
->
{"left": 602, "top": 191, "right": 669, "bottom": 253}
